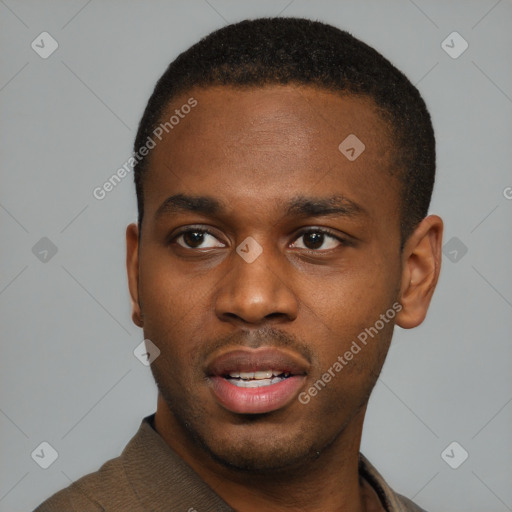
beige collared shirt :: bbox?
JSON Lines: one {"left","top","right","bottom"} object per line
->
{"left": 34, "top": 414, "right": 427, "bottom": 512}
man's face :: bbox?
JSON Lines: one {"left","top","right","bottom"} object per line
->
{"left": 133, "top": 85, "right": 404, "bottom": 471}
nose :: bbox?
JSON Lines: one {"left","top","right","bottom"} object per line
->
{"left": 214, "top": 243, "right": 299, "bottom": 326}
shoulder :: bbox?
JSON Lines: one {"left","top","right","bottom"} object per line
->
{"left": 394, "top": 493, "right": 428, "bottom": 512}
{"left": 33, "top": 454, "right": 143, "bottom": 512}
{"left": 359, "top": 453, "right": 429, "bottom": 512}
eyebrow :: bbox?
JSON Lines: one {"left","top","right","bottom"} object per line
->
{"left": 155, "top": 194, "right": 225, "bottom": 219}
{"left": 285, "top": 195, "right": 367, "bottom": 218}
{"left": 154, "top": 193, "right": 367, "bottom": 220}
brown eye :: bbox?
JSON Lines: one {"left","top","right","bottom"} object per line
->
{"left": 291, "top": 229, "right": 342, "bottom": 251}
{"left": 302, "top": 232, "right": 325, "bottom": 249}
{"left": 174, "top": 229, "right": 225, "bottom": 249}
{"left": 183, "top": 231, "right": 205, "bottom": 248}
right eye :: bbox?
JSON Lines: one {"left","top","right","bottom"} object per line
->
{"left": 172, "top": 228, "right": 226, "bottom": 249}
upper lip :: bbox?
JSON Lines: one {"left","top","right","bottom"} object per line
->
{"left": 206, "top": 348, "right": 309, "bottom": 377}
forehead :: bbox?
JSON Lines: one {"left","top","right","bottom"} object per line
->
{"left": 143, "top": 85, "right": 399, "bottom": 231}
{"left": 162, "top": 85, "right": 392, "bottom": 157}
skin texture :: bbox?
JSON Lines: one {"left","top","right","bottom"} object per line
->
{"left": 126, "top": 85, "right": 443, "bottom": 512}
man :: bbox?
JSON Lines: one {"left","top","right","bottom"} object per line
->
{"left": 35, "top": 17, "right": 442, "bottom": 512}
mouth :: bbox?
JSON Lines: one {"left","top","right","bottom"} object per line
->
{"left": 206, "top": 348, "right": 308, "bottom": 414}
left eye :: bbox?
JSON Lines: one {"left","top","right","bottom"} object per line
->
{"left": 291, "top": 230, "right": 342, "bottom": 251}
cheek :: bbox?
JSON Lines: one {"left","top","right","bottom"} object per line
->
{"left": 302, "top": 261, "right": 398, "bottom": 326}
{"left": 301, "top": 264, "right": 398, "bottom": 370}
{"left": 139, "top": 245, "right": 201, "bottom": 320}
{"left": 304, "top": 316, "right": 394, "bottom": 418}
{"left": 138, "top": 253, "right": 206, "bottom": 363}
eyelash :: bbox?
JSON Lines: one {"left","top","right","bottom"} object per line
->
{"left": 169, "top": 226, "right": 348, "bottom": 250}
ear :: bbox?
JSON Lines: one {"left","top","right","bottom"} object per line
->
{"left": 395, "top": 215, "right": 443, "bottom": 329}
{"left": 126, "top": 223, "right": 143, "bottom": 328}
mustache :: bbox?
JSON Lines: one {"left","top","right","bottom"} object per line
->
{"left": 195, "top": 325, "right": 314, "bottom": 368}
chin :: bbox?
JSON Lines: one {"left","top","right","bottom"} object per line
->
{"left": 191, "top": 421, "right": 325, "bottom": 473}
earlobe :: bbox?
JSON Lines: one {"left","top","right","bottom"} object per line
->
{"left": 126, "top": 223, "right": 143, "bottom": 328}
{"left": 395, "top": 215, "right": 443, "bottom": 329}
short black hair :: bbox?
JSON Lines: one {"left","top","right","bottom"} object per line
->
{"left": 133, "top": 17, "right": 435, "bottom": 244}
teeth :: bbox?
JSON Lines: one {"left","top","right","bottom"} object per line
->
{"left": 230, "top": 376, "right": 287, "bottom": 387}
{"left": 254, "top": 370, "right": 273, "bottom": 379}
{"left": 229, "top": 370, "right": 289, "bottom": 380}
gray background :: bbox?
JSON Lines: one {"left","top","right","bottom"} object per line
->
{"left": 1, "top": 0, "right": 511, "bottom": 511}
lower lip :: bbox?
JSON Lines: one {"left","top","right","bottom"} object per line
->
{"left": 209, "top": 375, "right": 305, "bottom": 414}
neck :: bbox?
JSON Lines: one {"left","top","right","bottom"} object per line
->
{"left": 155, "top": 394, "right": 369, "bottom": 512}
